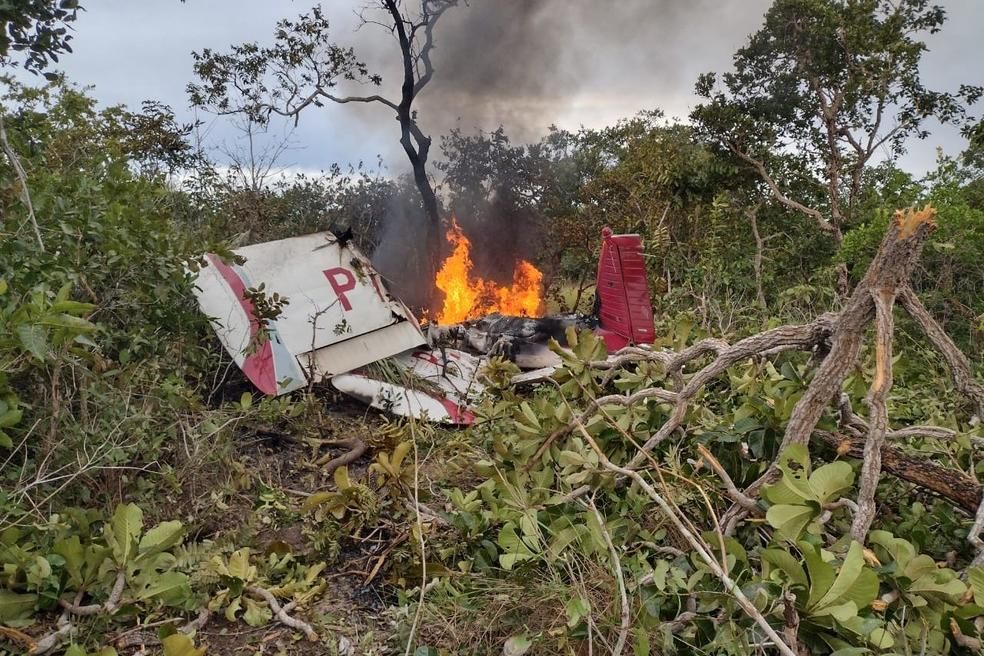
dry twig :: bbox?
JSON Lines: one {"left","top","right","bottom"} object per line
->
{"left": 248, "top": 586, "right": 318, "bottom": 641}
{"left": 573, "top": 420, "right": 798, "bottom": 656}
{"left": 586, "top": 499, "right": 630, "bottom": 655}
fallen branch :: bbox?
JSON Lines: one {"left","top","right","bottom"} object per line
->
{"left": 33, "top": 592, "right": 80, "bottom": 655}
{"left": 899, "top": 286, "right": 984, "bottom": 418}
{"left": 248, "top": 586, "right": 318, "bottom": 641}
{"left": 112, "top": 609, "right": 212, "bottom": 650}
{"left": 626, "top": 316, "right": 837, "bottom": 471}
{"left": 813, "top": 430, "right": 981, "bottom": 513}
{"left": 723, "top": 207, "right": 939, "bottom": 528}
{"left": 30, "top": 624, "right": 72, "bottom": 656}
{"left": 697, "top": 444, "right": 759, "bottom": 512}
{"left": 574, "top": 420, "right": 799, "bottom": 656}
{"left": 852, "top": 288, "right": 896, "bottom": 542}
{"left": 315, "top": 437, "right": 367, "bottom": 475}
{"left": 586, "top": 499, "right": 630, "bottom": 656}
{"left": 58, "top": 570, "right": 126, "bottom": 616}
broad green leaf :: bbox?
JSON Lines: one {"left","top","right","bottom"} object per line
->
{"left": 26, "top": 554, "right": 53, "bottom": 589}
{"left": 50, "top": 300, "right": 96, "bottom": 316}
{"left": 839, "top": 567, "right": 879, "bottom": 611}
{"left": 162, "top": 633, "right": 206, "bottom": 656}
{"left": 0, "top": 589, "right": 35, "bottom": 621}
{"left": 766, "top": 504, "right": 816, "bottom": 542}
{"left": 566, "top": 597, "right": 590, "bottom": 627}
{"left": 135, "top": 571, "right": 191, "bottom": 606}
{"left": 55, "top": 283, "right": 72, "bottom": 303}
{"left": 547, "top": 526, "right": 580, "bottom": 561}
{"left": 808, "top": 461, "right": 854, "bottom": 504}
{"left": 16, "top": 324, "right": 48, "bottom": 360}
{"left": 225, "top": 595, "right": 242, "bottom": 621}
{"left": 801, "top": 542, "right": 835, "bottom": 608}
{"left": 226, "top": 548, "right": 256, "bottom": 582}
{"left": 138, "top": 520, "right": 185, "bottom": 556}
{"left": 110, "top": 503, "right": 143, "bottom": 565}
{"left": 811, "top": 542, "right": 867, "bottom": 613}
{"left": 499, "top": 552, "right": 527, "bottom": 570}
{"left": 64, "top": 646, "right": 86, "bottom": 656}
{"left": 242, "top": 596, "right": 271, "bottom": 627}
{"left": 0, "top": 429, "right": 11, "bottom": 449}
{"left": 0, "top": 408, "right": 22, "bottom": 429}
{"left": 519, "top": 402, "right": 541, "bottom": 429}
{"left": 903, "top": 554, "right": 937, "bottom": 582}
{"left": 968, "top": 567, "right": 984, "bottom": 606}
{"left": 869, "top": 530, "right": 915, "bottom": 572}
{"left": 518, "top": 512, "right": 539, "bottom": 541}
{"left": 301, "top": 491, "right": 333, "bottom": 513}
{"left": 389, "top": 441, "right": 412, "bottom": 470}
{"left": 867, "top": 627, "right": 894, "bottom": 649}
{"left": 503, "top": 634, "right": 532, "bottom": 656}
{"left": 763, "top": 444, "right": 814, "bottom": 504}
{"left": 909, "top": 570, "right": 967, "bottom": 600}
{"left": 761, "top": 548, "right": 808, "bottom": 589}
{"left": 334, "top": 466, "right": 351, "bottom": 490}
{"left": 811, "top": 600, "right": 859, "bottom": 622}
{"left": 39, "top": 314, "right": 96, "bottom": 331}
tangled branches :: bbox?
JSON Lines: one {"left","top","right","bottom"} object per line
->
{"left": 536, "top": 206, "right": 984, "bottom": 551}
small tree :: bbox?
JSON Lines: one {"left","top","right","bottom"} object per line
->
{"left": 693, "top": 0, "right": 980, "bottom": 244}
{"left": 188, "top": 1, "right": 459, "bottom": 296}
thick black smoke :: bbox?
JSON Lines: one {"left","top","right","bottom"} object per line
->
{"left": 365, "top": 0, "right": 772, "bottom": 313}
{"left": 412, "top": 0, "right": 768, "bottom": 141}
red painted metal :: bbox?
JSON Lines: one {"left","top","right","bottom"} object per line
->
{"left": 205, "top": 254, "right": 278, "bottom": 395}
{"left": 594, "top": 227, "right": 655, "bottom": 351}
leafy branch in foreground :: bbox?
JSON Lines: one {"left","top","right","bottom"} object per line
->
{"left": 415, "top": 205, "right": 984, "bottom": 653}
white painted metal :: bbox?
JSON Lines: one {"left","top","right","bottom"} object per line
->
{"left": 331, "top": 348, "right": 485, "bottom": 425}
{"left": 193, "top": 231, "right": 426, "bottom": 395}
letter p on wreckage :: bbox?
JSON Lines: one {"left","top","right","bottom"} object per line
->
{"left": 192, "top": 228, "right": 655, "bottom": 425}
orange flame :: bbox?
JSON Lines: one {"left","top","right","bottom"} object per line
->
{"left": 435, "top": 219, "right": 543, "bottom": 324}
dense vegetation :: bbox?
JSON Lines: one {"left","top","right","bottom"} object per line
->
{"left": 2, "top": 1, "right": 984, "bottom": 654}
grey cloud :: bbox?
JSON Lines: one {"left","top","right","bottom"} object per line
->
{"left": 17, "top": 0, "right": 983, "bottom": 175}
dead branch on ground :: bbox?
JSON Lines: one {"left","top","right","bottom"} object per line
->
{"left": 573, "top": 419, "right": 800, "bottom": 656}
{"left": 313, "top": 436, "right": 367, "bottom": 476}
{"left": 248, "top": 586, "right": 318, "bottom": 641}
{"left": 535, "top": 205, "right": 984, "bottom": 548}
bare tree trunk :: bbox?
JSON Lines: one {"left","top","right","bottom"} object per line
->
{"left": 383, "top": 0, "right": 454, "bottom": 307}
{"left": 0, "top": 112, "right": 44, "bottom": 251}
{"left": 776, "top": 206, "right": 936, "bottom": 457}
{"left": 748, "top": 204, "right": 766, "bottom": 309}
{"left": 814, "top": 430, "right": 982, "bottom": 514}
{"left": 549, "top": 205, "right": 984, "bottom": 549}
{"left": 851, "top": 288, "right": 895, "bottom": 541}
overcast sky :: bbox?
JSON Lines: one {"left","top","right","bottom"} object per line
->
{"left": 25, "top": 0, "right": 984, "bottom": 177}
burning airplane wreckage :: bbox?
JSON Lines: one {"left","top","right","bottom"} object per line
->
{"left": 192, "top": 224, "right": 655, "bottom": 424}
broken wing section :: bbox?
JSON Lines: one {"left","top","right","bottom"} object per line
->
{"left": 193, "top": 232, "right": 425, "bottom": 395}
{"left": 331, "top": 348, "right": 485, "bottom": 425}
